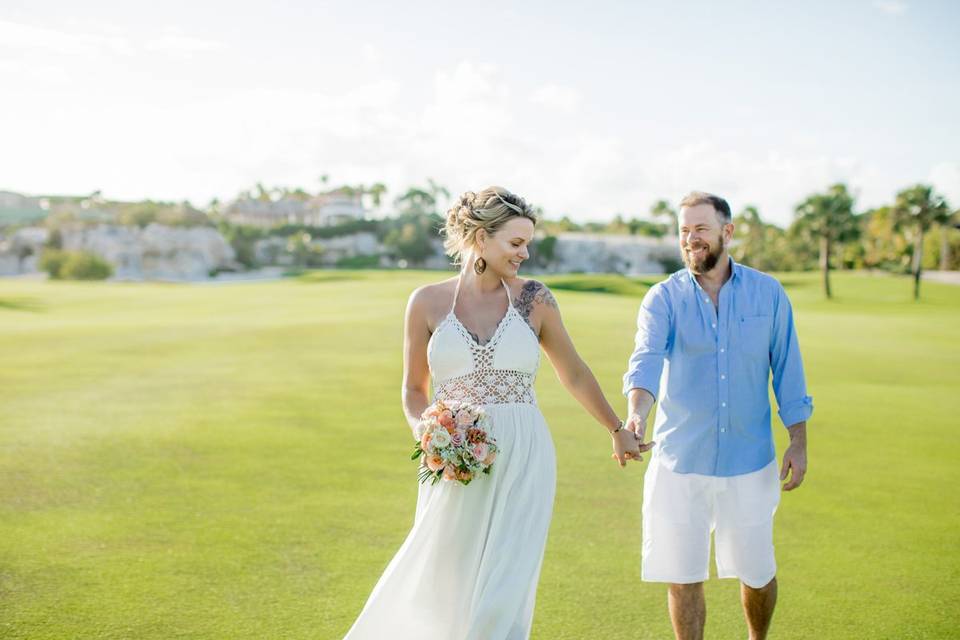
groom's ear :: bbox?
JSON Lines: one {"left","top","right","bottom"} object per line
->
{"left": 723, "top": 222, "right": 735, "bottom": 242}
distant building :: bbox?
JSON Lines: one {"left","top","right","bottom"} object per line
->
{"left": 0, "top": 190, "right": 48, "bottom": 225}
{"left": 223, "top": 188, "right": 366, "bottom": 228}
{"left": 552, "top": 232, "right": 680, "bottom": 275}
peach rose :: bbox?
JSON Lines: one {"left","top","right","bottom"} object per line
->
{"left": 425, "top": 454, "right": 444, "bottom": 472}
{"left": 420, "top": 430, "right": 432, "bottom": 453}
{"left": 455, "top": 468, "right": 473, "bottom": 483}
{"left": 438, "top": 410, "right": 455, "bottom": 430}
{"left": 442, "top": 464, "right": 457, "bottom": 482}
{"left": 483, "top": 449, "right": 497, "bottom": 465}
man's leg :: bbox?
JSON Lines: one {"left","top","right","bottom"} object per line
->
{"left": 741, "top": 576, "right": 777, "bottom": 640}
{"left": 668, "top": 582, "right": 705, "bottom": 640}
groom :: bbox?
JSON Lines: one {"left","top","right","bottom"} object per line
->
{"left": 623, "top": 192, "right": 812, "bottom": 640}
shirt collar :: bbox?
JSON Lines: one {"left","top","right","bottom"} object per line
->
{"left": 686, "top": 255, "right": 740, "bottom": 290}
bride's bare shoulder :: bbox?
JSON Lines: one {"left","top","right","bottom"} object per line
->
{"left": 509, "top": 278, "right": 559, "bottom": 312}
{"left": 407, "top": 277, "right": 459, "bottom": 324}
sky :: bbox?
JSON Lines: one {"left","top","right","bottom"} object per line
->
{"left": 1, "top": 0, "right": 958, "bottom": 226}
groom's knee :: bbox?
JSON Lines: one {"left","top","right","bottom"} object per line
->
{"left": 669, "top": 582, "right": 704, "bottom": 597}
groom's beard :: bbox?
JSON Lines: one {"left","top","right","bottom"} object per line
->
{"left": 683, "top": 234, "right": 725, "bottom": 274}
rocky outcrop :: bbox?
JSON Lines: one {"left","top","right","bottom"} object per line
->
{"left": 0, "top": 224, "right": 237, "bottom": 280}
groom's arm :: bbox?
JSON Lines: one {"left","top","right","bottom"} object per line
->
{"left": 622, "top": 283, "right": 672, "bottom": 443}
{"left": 625, "top": 388, "right": 656, "bottom": 445}
{"left": 769, "top": 283, "right": 813, "bottom": 491}
{"left": 769, "top": 283, "right": 813, "bottom": 430}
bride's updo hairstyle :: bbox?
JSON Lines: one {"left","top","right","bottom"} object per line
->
{"left": 443, "top": 186, "right": 538, "bottom": 266}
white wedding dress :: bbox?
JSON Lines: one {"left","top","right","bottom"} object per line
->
{"left": 344, "top": 276, "right": 557, "bottom": 640}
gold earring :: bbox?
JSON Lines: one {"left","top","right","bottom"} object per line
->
{"left": 473, "top": 257, "right": 487, "bottom": 275}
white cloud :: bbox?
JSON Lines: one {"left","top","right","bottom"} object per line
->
{"left": 529, "top": 84, "right": 581, "bottom": 114}
{"left": 144, "top": 28, "right": 226, "bottom": 56}
{"left": 874, "top": 1, "right": 908, "bottom": 15}
{"left": 0, "top": 18, "right": 223, "bottom": 58}
{"left": 361, "top": 43, "right": 381, "bottom": 64}
{"left": 0, "top": 53, "right": 948, "bottom": 227}
{"left": 0, "top": 18, "right": 134, "bottom": 56}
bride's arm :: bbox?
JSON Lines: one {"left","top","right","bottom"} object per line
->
{"left": 531, "top": 282, "right": 645, "bottom": 464}
{"left": 402, "top": 287, "right": 432, "bottom": 435}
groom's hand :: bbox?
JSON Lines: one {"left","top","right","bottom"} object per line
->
{"left": 780, "top": 422, "right": 807, "bottom": 491}
{"left": 611, "top": 429, "right": 642, "bottom": 467}
{"left": 625, "top": 413, "right": 655, "bottom": 455}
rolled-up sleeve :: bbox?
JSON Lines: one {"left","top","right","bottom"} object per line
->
{"left": 770, "top": 284, "right": 813, "bottom": 427}
{"left": 622, "top": 283, "right": 672, "bottom": 397}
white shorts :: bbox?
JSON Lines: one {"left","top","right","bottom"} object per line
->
{"left": 641, "top": 458, "right": 780, "bottom": 589}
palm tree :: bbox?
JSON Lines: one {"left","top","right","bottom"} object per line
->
{"left": 394, "top": 187, "right": 436, "bottom": 216}
{"left": 939, "top": 208, "right": 959, "bottom": 271}
{"left": 792, "top": 183, "right": 860, "bottom": 299}
{"left": 732, "top": 205, "right": 765, "bottom": 268}
{"left": 891, "top": 184, "right": 950, "bottom": 300}
{"left": 650, "top": 199, "right": 678, "bottom": 235}
{"left": 366, "top": 183, "right": 387, "bottom": 209}
{"left": 426, "top": 179, "right": 450, "bottom": 211}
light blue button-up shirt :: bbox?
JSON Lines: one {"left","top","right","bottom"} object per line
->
{"left": 623, "top": 258, "right": 813, "bottom": 477}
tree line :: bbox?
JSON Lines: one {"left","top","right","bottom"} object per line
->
{"left": 19, "top": 178, "right": 959, "bottom": 298}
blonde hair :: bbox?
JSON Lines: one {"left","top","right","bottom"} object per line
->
{"left": 443, "top": 186, "right": 537, "bottom": 266}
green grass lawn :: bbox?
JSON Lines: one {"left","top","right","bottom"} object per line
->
{"left": 1, "top": 270, "right": 958, "bottom": 639}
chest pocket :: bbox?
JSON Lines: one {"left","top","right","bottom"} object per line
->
{"left": 738, "top": 316, "right": 771, "bottom": 360}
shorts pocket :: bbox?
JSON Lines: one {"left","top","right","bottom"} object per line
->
{"left": 729, "top": 462, "right": 781, "bottom": 526}
{"left": 643, "top": 461, "right": 707, "bottom": 526}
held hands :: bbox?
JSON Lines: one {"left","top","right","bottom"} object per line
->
{"left": 610, "top": 414, "right": 655, "bottom": 468}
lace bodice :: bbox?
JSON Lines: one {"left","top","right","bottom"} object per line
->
{"left": 427, "top": 275, "right": 540, "bottom": 407}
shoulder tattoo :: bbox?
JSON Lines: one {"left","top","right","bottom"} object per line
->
{"left": 514, "top": 280, "right": 558, "bottom": 324}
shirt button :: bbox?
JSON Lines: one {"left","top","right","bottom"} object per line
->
{"left": 721, "top": 374, "right": 726, "bottom": 380}
{"left": 703, "top": 297, "right": 709, "bottom": 303}
{"left": 712, "top": 322, "right": 717, "bottom": 328}
{"left": 720, "top": 348, "right": 725, "bottom": 353}
{"left": 720, "top": 428, "right": 726, "bottom": 433}
{"left": 721, "top": 402, "right": 727, "bottom": 407}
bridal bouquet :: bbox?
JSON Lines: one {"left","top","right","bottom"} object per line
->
{"left": 412, "top": 400, "right": 499, "bottom": 485}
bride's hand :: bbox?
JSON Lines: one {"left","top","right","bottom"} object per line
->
{"left": 610, "top": 428, "right": 642, "bottom": 467}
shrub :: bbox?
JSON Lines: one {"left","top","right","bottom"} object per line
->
{"left": 336, "top": 254, "right": 380, "bottom": 269}
{"left": 40, "top": 249, "right": 113, "bottom": 280}
{"left": 39, "top": 249, "right": 68, "bottom": 279}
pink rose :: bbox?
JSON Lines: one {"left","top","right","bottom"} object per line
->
{"left": 472, "top": 443, "right": 489, "bottom": 462}
{"left": 455, "top": 410, "right": 476, "bottom": 428}
{"left": 450, "top": 431, "right": 464, "bottom": 447}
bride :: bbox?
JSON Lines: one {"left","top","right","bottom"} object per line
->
{"left": 343, "top": 186, "right": 646, "bottom": 639}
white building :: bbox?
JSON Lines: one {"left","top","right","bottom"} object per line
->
{"left": 552, "top": 232, "right": 680, "bottom": 275}
{"left": 0, "top": 227, "right": 48, "bottom": 275}
{"left": 224, "top": 189, "right": 366, "bottom": 228}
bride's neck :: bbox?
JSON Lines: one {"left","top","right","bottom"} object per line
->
{"left": 460, "top": 269, "right": 503, "bottom": 295}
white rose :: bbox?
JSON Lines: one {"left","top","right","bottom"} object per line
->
{"left": 413, "top": 420, "right": 428, "bottom": 441}
{"left": 431, "top": 428, "right": 451, "bottom": 449}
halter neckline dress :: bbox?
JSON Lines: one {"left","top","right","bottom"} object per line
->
{"left": 344, "top": 274, "right": 557, "bottom": 640}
